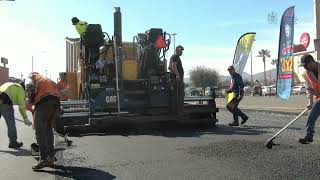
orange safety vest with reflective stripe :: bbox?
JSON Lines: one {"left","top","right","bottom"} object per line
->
{"left": 30, "top": 73, "right": 60, "bottom": 105}
{"left": 305, "top": 70, "right": 320, "bottom": 99}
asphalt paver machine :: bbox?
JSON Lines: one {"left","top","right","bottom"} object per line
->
{"left": 56, "top": 7, "right": 218, "bottom": 133}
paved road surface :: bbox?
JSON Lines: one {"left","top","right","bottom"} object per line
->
{"left": 53, "top": 109, "right": 320, "bottom": 180}
{"left": 216, "top": 94, "right": 308, "bottom": 110}
{"left": 1, "top": 95, "right": 320, "bottom": 180}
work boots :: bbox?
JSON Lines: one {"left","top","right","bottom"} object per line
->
{"left": 228, "top": 121, "right": 239, "bottom": 126}
{"left": 8, "top": 141, "right": 23, "bottom": 149}
{"left": 241, "top": 115, "right": 249, "bottom": 125}
{"left": 298, "top": 135, "right": 314, "bottom": 144}
{"left": 32, "top": 157, "right": 55, "bottom": 171}
{"left": 229, "top": 115, "right": 239, "bottom": 127}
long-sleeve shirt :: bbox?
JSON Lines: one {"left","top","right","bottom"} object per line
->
{"left": 0, "top": 82, "right": 28, "bottom": 119}
{"left": 228, "top": 72, "right": 244, "bottom": 97}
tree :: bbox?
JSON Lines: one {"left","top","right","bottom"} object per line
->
{"left": 189, "top": 66, "right": 220, "bottom": 95}
{"left": 257, "top": 49, "right": 271, "bottom": 85}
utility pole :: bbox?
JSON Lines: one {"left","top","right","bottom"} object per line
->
{"left": 31, "top": 51, "right": 47, "bottom": 73}
{"left": 250, "top": 50, "right": 253, "bottom": 82}
{"left": 31, "top": 56, "right": 34, "bottom": 72}
{"left": 45, "top": 70, "right": 48, "bottom": 77}
{"left": 250, "top": 38, "right": 255, "bottom": 83}
{"left": 314, "top": 0, "right": 320, "bottom": 60}
{"left": 315, "top": 0, "right": 320, "bottom": 39}
{"left": 171, "top": 33, "right": 178, "bottom": 53}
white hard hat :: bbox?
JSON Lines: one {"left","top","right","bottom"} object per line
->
{"left": 25, "top": 78, "right": 35, "bottom": 93}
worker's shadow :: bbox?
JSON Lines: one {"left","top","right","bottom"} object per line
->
{"left": 36, "top": 165, "right": 116, "bottom": 180}
{"left": 150, "top": 124, "right": 268, "bottom": 138}
{"left": 0, "top": 148, "right": 31, "bottom": 156}
{"left": 0, "top": 147, "right": 66, "bottom": 157}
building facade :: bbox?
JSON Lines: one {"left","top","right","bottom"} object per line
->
{"left": 0, "top": 66, "right": 9, "bottom": 85}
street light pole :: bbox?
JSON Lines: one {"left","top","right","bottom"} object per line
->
{"left": 32, "top": 51, "right": 47, "bottom": 73}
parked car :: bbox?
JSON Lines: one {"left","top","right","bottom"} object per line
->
{"left": 269, "top": 85, "right": 276, "bottom": 95}
{"left": 215, "top": 88, "right": 226, "bottom": 98}
{"left": 190, "top": 89, "right": 201, "bottom": 96}
{"left": 204, "top": 87, "right": 225, "bottom": 98}
{"left": 204, "top": 87, "right": 211, "bottom": 96}
{"left": 291, "top": 85, "right": 306, "bottom": 95}
{"left": 249, "top": 80, "right": 262, "bottom": 96}
{"left": 262, "top": 86, "right": 276, "bottom": 96}
{"left": 251, "top": 84, "right": 262, "bottom": 96}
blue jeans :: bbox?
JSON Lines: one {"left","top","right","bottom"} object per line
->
{"left": 226, "top": 97, "right": 247, "bottom": 122}
{"left": 306, "top": 100, "right": 320, "bottom": 137}
{"left": 233, "top": 106, "right": 246, "bottom": 121}
{"left": 0, "top": 104, "right": 17, "bottom": 143}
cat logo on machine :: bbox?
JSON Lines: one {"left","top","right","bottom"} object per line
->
{"left": 106, "top": 96, "right": 117, "bottom": 103}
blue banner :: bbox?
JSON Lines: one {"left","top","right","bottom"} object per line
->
{"left": 276, "top": 6, "right": 295, "bottom": 100}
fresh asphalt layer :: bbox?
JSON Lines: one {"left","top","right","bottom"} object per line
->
{"left": 53, "top": 109, "right": 320, "bottom": 180}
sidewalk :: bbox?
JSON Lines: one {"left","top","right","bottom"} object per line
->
{"left": 217, "top": 105, "right": 307, "bottom": 115}
{"left": 215, "top": 95, "right": 309, "bottom": 115}
{"left": 0, "top": 106, "right": 55, "bottom": 180}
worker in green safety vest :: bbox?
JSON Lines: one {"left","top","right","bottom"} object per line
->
{"left": 71, "top": 17, "right": 88, "bottom": 36}
{"left": 0, "top": 82, "right": 32, "bottom": 149}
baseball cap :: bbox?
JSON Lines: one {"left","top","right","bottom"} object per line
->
{"left": 227, "top": 65, "right": 235, "bottom": 70}
{"left": 176, "top": 45, "right": 184, "bottom": 50}
{"left": 299, "top": 54, "right": 314, "bottom": 67}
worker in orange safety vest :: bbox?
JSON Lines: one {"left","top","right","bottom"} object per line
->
{"left": 298, "top": 54, "right": 320, "bottom": 144}
{"left": 25, "top": 72, "right": 61, "bottom": 171}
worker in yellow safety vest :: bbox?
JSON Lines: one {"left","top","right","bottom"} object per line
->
{"left": 0, "top": 82, "right": 32, "bottom": 149}
{"left": 71, "top": 17, "right": 88, "bottom": 36}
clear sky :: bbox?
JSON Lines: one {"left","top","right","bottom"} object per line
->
{"left": 0, "top": 0, "right": 315, "bottom": 81}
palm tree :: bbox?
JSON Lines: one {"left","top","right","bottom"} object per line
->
{"left": 257, "top": 49, "right": 271, "bottom": 85}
